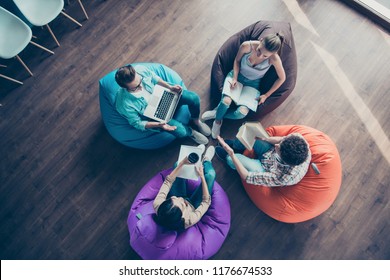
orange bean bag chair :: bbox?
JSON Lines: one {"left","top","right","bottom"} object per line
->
{"left": 242, "top": 125, "right": 342, "bottom": 223}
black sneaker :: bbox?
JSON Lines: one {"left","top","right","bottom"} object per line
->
{"left": 215, "top": 146, "right": 228, "bottom": 162}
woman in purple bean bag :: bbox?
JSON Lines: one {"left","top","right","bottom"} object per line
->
{"left": 127, "top": 168, "right": 231, "bottom": 259}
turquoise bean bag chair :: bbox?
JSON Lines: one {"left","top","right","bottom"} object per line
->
{"left": 99, "top": 63, "right": 191, "bottom": 149}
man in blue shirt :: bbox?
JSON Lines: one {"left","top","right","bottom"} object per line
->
{"left": 115, "top": 65, "right": 210, "bottom": 144}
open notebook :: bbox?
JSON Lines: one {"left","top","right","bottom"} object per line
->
{"left": 222, "top": 76, "right": 260, "bottom": 112}
{"left": 236, "top": 122, "right": 269, "bottom": 150}
{"left": 176, "top": 145, "right": 203, "bottom": 180}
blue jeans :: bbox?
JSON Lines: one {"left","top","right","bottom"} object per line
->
{"left": 166, "top": 89, "right": 200, "bottom": 138}
{"left": 226, "top": 139, "right": 273, "bottom": 172}
{"left": 215, "top": 71, "right": 261, "bottom": 121}
{"left": 178, "top": 89, "right": 200, "bottom": 118}
{"left": 168, "top": 161, "right": 216, "bottom": 208}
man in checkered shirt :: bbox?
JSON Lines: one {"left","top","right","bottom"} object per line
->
{"left": 216, "top": 133, "right": 311, "bottom": 187}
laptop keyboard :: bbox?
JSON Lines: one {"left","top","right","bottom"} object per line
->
{"left": 154, "top": 91, "right": 176, "bottom": 120}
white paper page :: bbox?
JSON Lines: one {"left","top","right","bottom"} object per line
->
{"left": 236, "top": 86, "right": 260, "bottom": 112}
{"left": 176, "top": 145, "right": 203, "bottom": 180}
{"left": 237, "top": 125, "right": 255, "bottom": 150}
{"left": 246, "top": 122, "right": 269, "bottom": 139}
{"left": 246, "top": 126, "right": 257, "bottom": 148}
{"left": 222, "top": 76, "right": 243, "bottom": 103}
{"left": 237, "top": 122, "right": 269, "bottom": 150}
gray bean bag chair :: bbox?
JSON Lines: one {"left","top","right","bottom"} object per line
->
{"left": 210, "top": 20, "right": 297, "bottom": 118}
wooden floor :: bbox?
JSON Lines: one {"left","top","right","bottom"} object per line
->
{"left": 1, "top": 0, "right": 389, "bottom": 260}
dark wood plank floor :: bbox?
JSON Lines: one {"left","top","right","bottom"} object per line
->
{"left": 1, "top": 0, "right": 389, "bottom": 260}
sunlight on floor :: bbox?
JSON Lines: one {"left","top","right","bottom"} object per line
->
{"left": 378, "top": 28, "right": 390, "bottom": 46}
{"left": 312, "top": 41, "right": 390, "bottom": 165}
{"left": 285, "top": 0, "right": 390, "bottom": 165}
{"left": 282, "top": 0, "right": 320, "bottom": 36}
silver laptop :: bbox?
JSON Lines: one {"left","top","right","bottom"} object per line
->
{"left": 143, "top": 84, "right": 182, "bottom": 122}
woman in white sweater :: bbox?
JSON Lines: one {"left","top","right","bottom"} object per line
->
{"left": 153, "top": 145, "right": 216, "bottom": 230}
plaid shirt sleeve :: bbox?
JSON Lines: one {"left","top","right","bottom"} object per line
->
{"left": 245, "top": 155, "right": 311, "bottom": 187}
{"left": 246, "top": 171, "right": 285, "bottom": 187}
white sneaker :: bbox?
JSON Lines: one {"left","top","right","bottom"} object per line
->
{"left": 194, "top": 121, "right": 211, "bottom": 136}
{"left": 201, "top": 109, "right": 217, "bottom": 121}
{"left": 190, "top": 129, "right": 209, "bottom": 144}
{"left": 211, "top": 120, "right": 222, "bottom": 139}
{"left": 203, "top": 146, "right": 215, "bottom": 162}
{"left": 197, "top": 144, "right": 206, "bottom": 155}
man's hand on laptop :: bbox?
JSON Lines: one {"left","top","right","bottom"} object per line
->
{"left": 169, "top": 85, "right": 183, "bottom": 94}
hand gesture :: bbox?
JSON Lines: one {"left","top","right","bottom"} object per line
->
{"left": 229, "top": 79, "right": 237, "bottom": 89}
{"left": 161, "top": 123, "right": 177, "bottom": 131}
{"left": 217, "top": 136, "right": 234, "bottom": 156}
{"left": 255, "top": 136, "right": 266, "bottom": 141}
{"left": 195, "top": 164, "right": 204, "bottom": 178}
{"left": 258, "top": 95, "right": 267, "bottom": 105}
{"left": 170, "top": 85, "right": 183, "bottom": 94}
{"left": 180, "top": 156, "right": 192, "bottom": 165}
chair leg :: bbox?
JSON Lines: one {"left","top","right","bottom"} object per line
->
{"left": 15, "top": 55, "right": 33, "bottom": 76}
{"left": 46, "top": 24, "right": 61, "bottom": 47}
{"left": 78, "top": 0, "right": 89, "bottom": 20}
{"left": 0, "top": 73, "right": 24, "bottom": 85}
{"left": 30, "top": 41, "right": 55, "bottom": 55}
{"left": 61, "top": 11, "right": 82, "bottom": 27}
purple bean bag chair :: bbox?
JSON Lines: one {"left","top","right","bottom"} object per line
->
{"left": 127, "top": 169, "right": 231, "bottom": 259}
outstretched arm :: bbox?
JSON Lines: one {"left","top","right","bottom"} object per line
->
{"left": 195, "top": 164, "right": 209, "bottom": 199}
{"left": 157, "top": 78, "right": 182, "bottom": 93}
{"left": 145, "top": 121, "right": 177, "bottom": 131}
{"left": 169, "top": 157, "right": 191, "bottom": 179}
{"left": 258, "top": 54, "right": 286, "bottom": 104}
{"left": 256, "top": 136, "right": 285, "bottom": 145}
{"left": 231, "top": 41, "right": 252, "bottom": 87}
{"left": 217, "top": 136, "right": 249, "bottom": 180}
{"left": 187, "top": 164, "right": 211, "bottom": 227}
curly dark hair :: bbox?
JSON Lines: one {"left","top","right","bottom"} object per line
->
{"left": 279, "top": 135, "right": 309, "bottom": 166}
{"left": 155, "top": 198, "right": 185, "bottom": 231}
{"left": 115, "top": 65, "right": 136, "bottom": 89}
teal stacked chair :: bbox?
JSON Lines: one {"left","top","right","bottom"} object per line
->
{"left": 12, "top": 0, "right": 83, "bottom": 47}
{"left": 0, "top": 6, "right": 54, "bottom": 85}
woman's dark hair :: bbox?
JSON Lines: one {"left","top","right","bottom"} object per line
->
{"left": 263, "top": 33, "right": 284, "bottom": 55}
{"left": 280, "top": 135, "right": 309, "bottom": 166}
{"left": 155, "top": 198, "right": 185, "bottom": 231}
{"left": 115, "top": 65, "right": 136, "bottom": 89}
